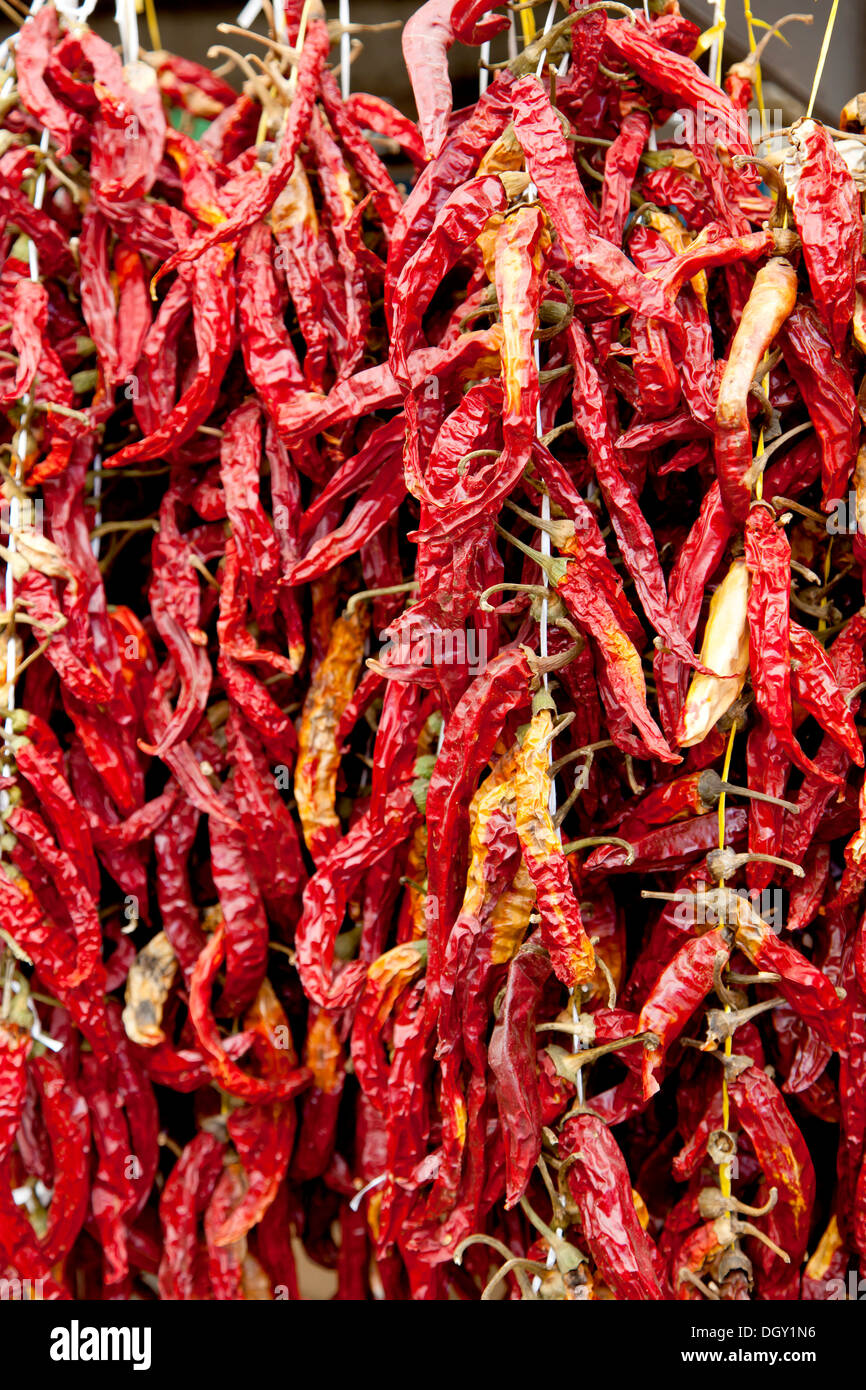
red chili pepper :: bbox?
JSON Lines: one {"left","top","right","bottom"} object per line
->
{"left": 189, "top": 934, "right": 311, "bottom": 1103}
{"left": 488, "top": 938, "right": 552, "bottom": 1208}
{"left": 154, "top": 20, "right": 330, "bottom": 284}
{"left": 729, "top": 1063, "right": 816, "bottom": 1298}
{"left": 560, "top": 1112, "right": 667, "bottom": 1300}
{"left": 158, "top": 1130, "right": 225, "bottom": 1300}
{"left": 779, "top": 304, "right": 861, "bottom": 510}
{"left": 786, "top": 118, "right": 864, "bottom": 355}
{"left": 638, "top": 926, "right": 731, "bottom": 1100}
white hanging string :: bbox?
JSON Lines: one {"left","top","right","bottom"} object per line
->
{"left": 2, "top": 111, "right": 49, "bottom": 801}
{"left": 91, "top": 2, "right": 141, "bottom": 564}
{"left": 237, "top": 0, "right": 264, "bottom": 28}
{"left": 114, "top": 0, "right": 139, "bottom": 67}
{"left": 521, "top": 5, "right": 584, "bottom": 1293}
{"left": 479, "top": 37, "right": 490, "bottom": 95}
{"left": 1, "top": 5, "right": 52, "bottom": 1029}
{"left": 338, "top": 0, "right": 351, "bottom": 103}
{"left": 54, "top": 0, "right": 98, "bottom": 23}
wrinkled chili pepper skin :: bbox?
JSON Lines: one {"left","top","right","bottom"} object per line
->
{"left": 424, "top": 647, "right": 533, "bottom": 1024}
{"left": 488, "top": 940, "right": 552, "bottom": 1209}
{"left": 731, "top": 897, "right": 846, "bottom": 1050}
{"left": 779, "top": 305, "right": 861, "bottom": 510}
{"left": 514, "top": 711, "right": 595, "bottom": 989}
{"left": 153, "top": 20, "right": 331, "bottom": 283}
{"left": 730, "top": 1064, "right": 816, "bottom": 1299}
{"left": 189, "top": 929, "right": 312, "bottom": 1103}
{"left": 639, "top": 927, "right": 731, "bottom": 1100}
{"left": 561, "top": 1114, "right": 667, "bottom": 1301}
{"left": 786, "top": 119, "right": 863, "bottom": 355}
{"left": 295, "top": 608, "right": 369, "bottom": 862}
{"left": 714, "top": 259, "right": 799, "bottom": 522}
{"left": 8, "top": 0, "right": 866, "bottom": 1305}
{"left": 158, "top": 1131, "right": 225, "bottom": 1300}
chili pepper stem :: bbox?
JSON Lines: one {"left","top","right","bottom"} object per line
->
{"left": 561, "top": 834, "right": 634, "bottom": 864}
{"left": 345, "top": 581, "right": 416, "bottom": 615}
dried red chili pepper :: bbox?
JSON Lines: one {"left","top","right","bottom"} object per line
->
{"left": 561, "top": 1112, "right": 667, "bottom": 1300}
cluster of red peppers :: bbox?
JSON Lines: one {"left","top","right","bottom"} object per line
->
{"left": 1, "top": 0, "right": 865, "bottom": 1301}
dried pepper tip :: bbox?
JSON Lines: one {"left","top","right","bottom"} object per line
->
{"left": 344, "top": 581, "right": 417, "bottom": 616}
{"left": 531, "top": 686, "right": 557, "bottom": 717}
{"left": 728, "top": 12, "right": 814, "bottom": 86}
{"left": 678, "top": 1268, "right": 721, "bottom": 1300}
{"left": 710, "top": 1049, "right": 757, "bottom": 1083}
{"left": 712, "top": 954, "right": 748, "bottom": 1011}
{"left": 480, "top": 1257, "right": 546, "bottom": 1301}
{"left": 505, "top": 498, "right": 576, "bottom": 549}
{"left": 478, "top": 581, "right": 559, "bottom": 613}
{"left": 518, "top": 1192, "right": 585, "bottom": 1276}
{"left": 706, "top": 1130, "right": 738, "bottom": 1168}
{"left": 526, "top": 641, "right": 585, "bottom": 680}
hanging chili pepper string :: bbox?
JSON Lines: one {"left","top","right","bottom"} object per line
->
{"left": 0, "top": 6, "right": 49, "bottom": 1036}
{"left": 143, "top": 0, "right": 161, "bottom": 51}
{"left": 114, "top": 0, "right": 139, "bottom": 72}
{"left": 1, "top": 12, "right": 49, "bottom": 805}
{"left": 717, "top": 719, "right": 737, "bottom": 1201}
{"left": 709, "top": 4, "right": 735, "bottom": 1211}
{"left": 532, "top": 3, "right": 559, "bottom": 721}
{"left": 518, "top": 3, "right": 579, "bottom": 1293}
{"left": 805, "top": 0, "right": 839, "bottom": 119}
{"left": 742, "top": 0, "right": 764, "bottom": 128}
{"left": 339, "top": 0, "right": 351, "bottom": 103}
{"left": 89, "top": 0, "right": 142, "bottom": 563}
{"left": 710, "top": 0, "right": 727, "bottom": 88}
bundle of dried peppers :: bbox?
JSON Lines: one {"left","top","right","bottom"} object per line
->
{"left": 0, "top": 0, "right": 865, "bottom": 1301}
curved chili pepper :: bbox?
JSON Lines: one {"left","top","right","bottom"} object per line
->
{"left": 158, "top": 1130, "right": 225, "bottom": 1300}
{"left": 785, "top": 118, "right": 863, "bottom": 355}
{"left": 561, "top": 1112, "right": 667, "bottom": 1300}
{"left": 638, "top": 925, "right": 731, "bottom": 1100}
{"left": 189, "top": 930, "right": 312, "bottom": 1103}
{"left": 153, "top": 20, "right": 330, "bottom": 284}
{"left": 714, "top": 258, "right": 799, "bottom": 522}
{"left": 488, "top": 938, "right": 552, "bottom": 1208}
{"left": 515, "top": 710, "right": 595, "bottom": 989}
{"left": 729, "top": 1062, "right": 816, "bottom": 1298}
{"left": 779, "top": 304, "right": 861, "bottom": 510}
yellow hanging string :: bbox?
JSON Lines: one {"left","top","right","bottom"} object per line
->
{"left": 713, "top": 0, "right": 727, "bottom": 87}
{"left": 819, "top": 539, "right": 833, "bottom": 635}
{"left": 519, "top": 5, "right": 537, "bottom": 47}
{"left": 717, "top": 719, "right": 737, "bottom": 1197}
{"left": 742, "top": 1, "right": 764, "bottom": 126}
{"left": 142, "top": 0, "right": 161, "bottom": 53}
{"left": 806, "top": 0, "right": 840, "bottom": 119}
